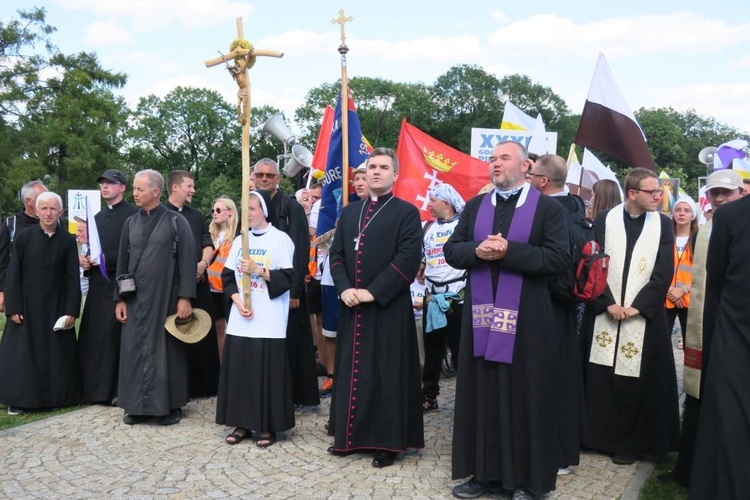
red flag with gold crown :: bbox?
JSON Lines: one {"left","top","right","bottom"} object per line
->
{"left": 395, "top": 119, "right": 488, "bottom": 221}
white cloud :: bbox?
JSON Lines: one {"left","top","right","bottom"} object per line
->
{"left": 648, "top": 83, "right": 750, "bottom": 133}
{"left": 84, "top": 20, "right": 135, "bottom": 46}
{"left": 728, "top": 55, "right": 750, "bottom": 69}
{"left": 490, "top": 10, "right": 509, "bottom": 25}
{"left": 55, "top": 0, "right": 255, "bottom": 31}
{"left": 487, "top": 12, "right": 750, "bottom": 58}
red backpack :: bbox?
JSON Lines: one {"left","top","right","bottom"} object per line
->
{"left": 572, "top": 239, "right": 609, "bottom": 302}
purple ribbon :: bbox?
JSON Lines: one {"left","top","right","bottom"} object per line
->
{"left": 470, "top": 187, "right": 540, "bottom": 363}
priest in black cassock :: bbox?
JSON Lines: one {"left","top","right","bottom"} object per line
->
{"left": 690, "top": 192, "right": 750, "bottom": 499}
{"left": 0, "top": 192, "right": 81, "bottom": 414}
{"left": 252, "top": 159, "right": 320, "bottom": 408}
{"left": 78, "top": 169, "right": 138, "bottom": 404}
{"left": 445, "top": 141, "right": 569, "bottom": 499}
{"left": 582, "top": 168, "right": 679, "bottom": 466}
{"left": 115, "top": 169, "right": 197, "bottom": 426}
{"left": 326, "top": 147, "right": 424, "bottom": 468}
{"left": 165, "top": 170, "right": 219, "bottom": 398}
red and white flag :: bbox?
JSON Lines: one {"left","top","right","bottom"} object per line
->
{"left": 575, "top": 53, "right": 656, "bottom": 170}
{"left": 395, "top": 119, "right": 487, "bottom": 221}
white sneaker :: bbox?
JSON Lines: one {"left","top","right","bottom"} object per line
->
{"left": 557, "top": 466, "right": 572, "bottom": 475}
{"left": 7, "top": 406, "right": 26, "bottom": 415}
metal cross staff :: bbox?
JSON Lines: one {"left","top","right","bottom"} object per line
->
{"left": 205, "top": 17, "right": 283, "bottom": 309}
{"left": 331, "top": 9, "right": 353, "bottom": 206}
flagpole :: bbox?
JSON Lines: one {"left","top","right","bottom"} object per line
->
{"left": 332, "top": 9, "right": 353, "bottom": 206}
{"left": 570, "top": 143, "right": 584, "bottom": 196}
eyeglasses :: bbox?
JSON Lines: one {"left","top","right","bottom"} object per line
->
{"left": 212, "top": 207, "right": 229, "bottom": 214}
{"left": 526, "top": 172, "right": 546, "bottom": 179}
{"left": 253, "top": 172, "right": 277, "bottom": 179}
{"left": 633, "top": 188, "right": 662, "bottom": 197}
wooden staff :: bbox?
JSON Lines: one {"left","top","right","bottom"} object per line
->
{"left": 205, "top": 17, "right": 283, "bottom": 309}
{"left": 331, "top": 9, "right": 353, "bottom": 206}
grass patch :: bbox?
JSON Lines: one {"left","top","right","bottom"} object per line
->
{"left": 0, "top": 404, "right": 87, "bottom": 432}
{"left": 639, "top": 452, "right": 688, "bottom": 500}
{"left": 0, "top": 309, "right": 88, "bottom": 432}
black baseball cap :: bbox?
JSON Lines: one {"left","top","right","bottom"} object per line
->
{"left": 97, "top": 169, "right": 127, "bottom": 185}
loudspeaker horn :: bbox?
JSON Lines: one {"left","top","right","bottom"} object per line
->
{"left": 283, "top": 144, "right": 313, "bottom": 177}
{"left": 698, "top": 146, "right": 717, "bottom": 165}
{"left": 262, "top": 112, "right": 296, "bottom": 148}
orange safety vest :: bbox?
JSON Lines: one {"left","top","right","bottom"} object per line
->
{"left": 307, "top": 235, "right": 317, "bottom": 278}
{"left": 207, "top": 240, "right": 232, "bottom": 293}
{"left": 666, "top": 240, "right": 693, "bottom": 309}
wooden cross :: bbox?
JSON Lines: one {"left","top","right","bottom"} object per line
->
{"left": 204, "top": 17, "right": 283, "bottom": 309}
{"left": 331, "top": 9, "right": 353, "bottom": 49}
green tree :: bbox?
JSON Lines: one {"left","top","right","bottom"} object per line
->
{"left": 10, "top": 51, "right": 128, "bottom": 203}
{"left": 127, "top": 86, "right": 246, "bottom": 214}
{"left": 0, "top": 7, "right": 56, "bottom": 215}
{"left": 431, "top": 64, "right": 504, "bottom": 152}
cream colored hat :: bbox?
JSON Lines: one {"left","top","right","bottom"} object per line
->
{"left": 165, "top": 309, "right": 211, "bottom": 344}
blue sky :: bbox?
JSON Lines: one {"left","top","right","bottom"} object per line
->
{"left": 5, "top": 0, "right": 750, "bottom": 139}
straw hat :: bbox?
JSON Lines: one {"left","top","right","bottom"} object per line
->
{"left": 165, "top": 309, "right": 211, "bottom": 344}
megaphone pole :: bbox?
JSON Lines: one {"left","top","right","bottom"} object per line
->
{"left": 332, "top": 10, "right": 353, "bottom": 207}
{"left": 205, "top": 17, "right": 283, "bottom": 309}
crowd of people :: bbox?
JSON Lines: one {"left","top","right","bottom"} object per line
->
{"left": 0, "top": 142, "right": 747, "bottom": 499}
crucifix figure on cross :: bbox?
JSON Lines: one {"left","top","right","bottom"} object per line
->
{"left": 204, "top": 18, "right": 284, "bottom": 124}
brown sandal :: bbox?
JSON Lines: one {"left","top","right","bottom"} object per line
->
{"left": 225, "top": 427, "right": 248, "bottom": 445}
{"left": 256, "top": 432, "right": 276, "bottom": 448}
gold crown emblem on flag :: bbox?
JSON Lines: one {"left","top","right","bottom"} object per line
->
{"left": 422, "top": 147, "right": 457, "bottom": 172}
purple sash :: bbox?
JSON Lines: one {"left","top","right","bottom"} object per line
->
{"left": 470, "top": 187, "right": 540, "bottom": 363}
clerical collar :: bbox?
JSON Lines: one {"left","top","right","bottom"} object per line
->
{"left": 369, "top": 192, "right": 394, "bottom": 203}
{"left": 490, "top": 182, "right": 531, "bottom": 207}
{"left": 108, "top": 199, "right": 124, "bottom": 210}
{"left": 623, "top": 205, "right": 645, "bottom": 219}
{"left": 165, "top": 201, "right": 184, "bottom": 212}
{"left": 495, "top": 185, "right": 523, "bottom": 200}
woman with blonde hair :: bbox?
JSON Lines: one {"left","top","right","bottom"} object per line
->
{"left": 207, "top": 196, "right": 238, "bottom": 362}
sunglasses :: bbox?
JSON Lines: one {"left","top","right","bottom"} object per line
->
{"left": 212, "top": 207, "right": 230, "bottom": 214}
{"left": 254, "top": 172, "right": 277, "bottom": 179}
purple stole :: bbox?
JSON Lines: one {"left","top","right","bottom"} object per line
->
{"left": 470, "top": 187, "right": 540, "bottom": 363}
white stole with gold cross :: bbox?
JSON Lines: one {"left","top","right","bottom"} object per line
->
{"left": 683, "top": 221, "right": 711, "bottom": 398}
{"left": 590, "top": 205, "right": 661, "bottom": 377}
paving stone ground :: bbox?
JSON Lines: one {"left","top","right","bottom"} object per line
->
{"left": 0, "top": 337, "right": 684, "bottom": 499}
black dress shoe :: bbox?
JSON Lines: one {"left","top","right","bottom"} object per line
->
{"left": 372, "top": 450, "right": 397, "bottom": 468}
{"left": 123, "top": 414, "right": 149, "bottom": 425}
{"left": 452, "top": 477, "right": 504, "bottom": 499}
{"left": 157, "top": 408, "right": 182, "bottom": 426}
{"left": 327, "top": 446, "right": 355, "bottom": 457}
{"left": 612, "top": 453, "right": 635, "bottom": 465}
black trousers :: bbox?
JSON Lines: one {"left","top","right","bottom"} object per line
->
{"left": 421, "top": 301, "right": 462, "bottom": 399}
{"left": 665, "top": 307, "right": 688, "bottom": 342}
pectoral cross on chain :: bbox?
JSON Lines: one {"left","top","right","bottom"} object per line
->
{"left": 354, "top": 236, "right": 360, "bottom": 251}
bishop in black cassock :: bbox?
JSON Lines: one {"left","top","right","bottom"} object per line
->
{"left": 327, "top": 148, "right": 423, "bottom": 467}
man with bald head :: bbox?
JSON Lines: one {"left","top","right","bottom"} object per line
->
{"left": 527, "top": 153, "right": 586, "bottom": 476}
{"left": 0, "top": 180, "right": 48, "bottom": 313}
